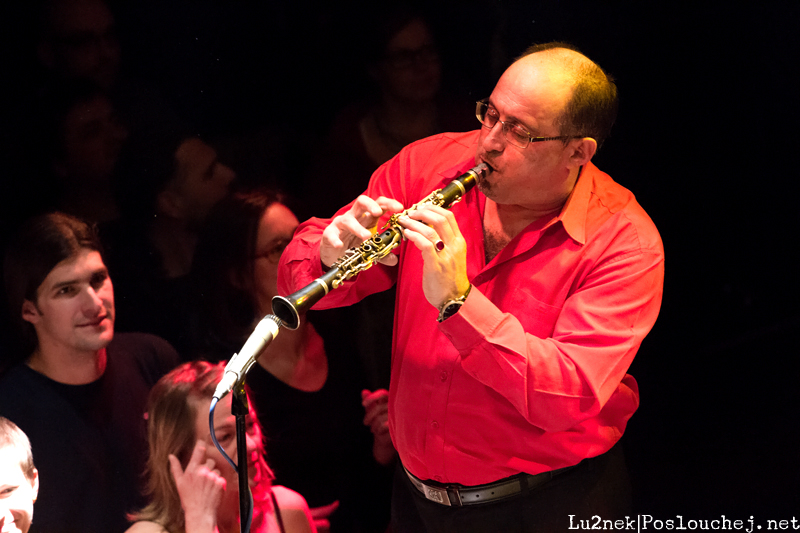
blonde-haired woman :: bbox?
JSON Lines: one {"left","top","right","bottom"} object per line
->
{"left": 125, "top": 361, "right": 316, "bottom": 533}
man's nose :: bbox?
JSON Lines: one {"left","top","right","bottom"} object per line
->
{"left": 481, "top": 122, "right": 506, "bottom": 152}
{"left": 82, "top": 287, "right": 105, "bottom": 314}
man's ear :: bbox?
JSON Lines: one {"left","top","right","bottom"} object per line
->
{"left": 568, "top": 137, "right": 598, "bottom": 168}
{"left": 31, "top": 467, "right": 40, "bottom": 502}
{"left": 22, "top": 300, "right": 41, "bottom": 325}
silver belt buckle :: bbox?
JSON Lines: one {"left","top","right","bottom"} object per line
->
{"left": 422, "top": 484, "right": 451, "bottom": 506}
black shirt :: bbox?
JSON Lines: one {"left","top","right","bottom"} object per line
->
{"left": 0, "top": 333, "right": 180, "bottom": 533}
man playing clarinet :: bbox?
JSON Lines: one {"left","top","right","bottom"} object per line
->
{"left": 278, "top": 42, "right": 664, "bottom": 532}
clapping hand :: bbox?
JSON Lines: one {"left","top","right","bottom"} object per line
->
{"left": 361, "top": 389, "right": 397, "bottom": 466}
{"left": 308, "top": 500, "right": 340, "bottom": 533}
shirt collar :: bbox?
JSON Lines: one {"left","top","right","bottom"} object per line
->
{"left": 440, "top": 153, "right": 595, "bottom": 246}
{"left": 554, "top": 162, "right": 597, "bottom": 245}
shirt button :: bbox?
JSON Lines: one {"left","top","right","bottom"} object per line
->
{"left": 431, "top": 420, "right": 439, "bottom": 429}
{"left": 439, "top": 371, "right": 448, "bottom": 382}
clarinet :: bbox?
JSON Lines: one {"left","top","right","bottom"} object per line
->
{"left": 271, "top": 163, "right": 488, "bottom": 329}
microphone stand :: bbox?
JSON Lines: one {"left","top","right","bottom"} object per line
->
{"left": 212, "top": 315, "right": 281, "bottom": 533}
{"left": 232, "top": 381, "right": 252, "bottom": 533}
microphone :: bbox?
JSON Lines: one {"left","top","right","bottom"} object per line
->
{"left": 213, "top": 314, "right": 282, "bottom": 400}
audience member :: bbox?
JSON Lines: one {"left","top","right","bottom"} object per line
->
{"left": 279, "top": 43, "right": 664, "bottom": 531}
{"left": 304, "top": 5, "right": 475, "bottom": 392}
{"left": 305, "top": 4, "right": 475, "bottom": 220}
{"left": 30, "top": 79, "right": 128, "bottom": 224}
{"left": 104, "top": 128, "right": 235, "bottom": 353}
{"left": 34, "top": 0, "right": 178, "bottom": 126}
{"left": 5, "top": 0, "right": 121, "bottom": 241}
{"left": 125, "top": 360, "right": 316, "bottom": 533}
{"left": 0, "top": 417, "right": 39, "bottom": 533}
{"left": 36, "top": 0, "right": 120, "bottom": 91}
{"left": 188, "top": 189, "right": 392, "bottom": 532}
{"left": 31, "top": 0, "right": 184, "bottom": 177}
{"left": 0, "top": 212, "right": 180, "bottom": 533}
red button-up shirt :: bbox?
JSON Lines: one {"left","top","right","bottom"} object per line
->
{"left": 279, "top": 131, "right": 664, "bottom": 485}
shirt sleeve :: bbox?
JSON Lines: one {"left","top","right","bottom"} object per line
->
{"left": 277, "top": 152, "right": 411, "bottom": 308}
{"left": 441, "top": 245, "right": 664, "bottom": 433}
{"left": 277, "top": 215, "right": 398, "bottom": 310}
{"left": 278, "top": 132, "right": 476, "bottom": 308}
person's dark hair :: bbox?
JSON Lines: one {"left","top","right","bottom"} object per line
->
{"left": 363, "top": 3, "right": 437, "bottom": 67}
{"left": 0, "top": 416, "right": 36, "bottom": 482}
{"left": 113, "top": 124, "right": 192, "bottom": 220}
{"left": 189, "top": 188, "right": 285, "bottom": 356}
{"left": 17, "top": 79, "right": 110, "bottom": 213}
{"left": 3, "top": 212, "right": 103, "bottom": 354}
{"left": 357, "top": 2, "right": 441, "bottom": 103}
{"left": 517, "top": 42, "right": 618, "bottom": 149}
{"left": 36, "top": 79, "right": 108, "bottom": 165}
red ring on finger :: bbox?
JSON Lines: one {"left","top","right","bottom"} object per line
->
{"left": 435, "top": 240, "right": 445, "bottom": 251}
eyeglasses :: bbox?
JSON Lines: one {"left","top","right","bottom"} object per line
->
{"left": 383, "top": 45, "right": 440, "bottom": 70}
{"left": 475, "top": 99, "right": 584, "bottom": 149}
{"left": 253, "top": 238, "right": 291, "bottom": 264}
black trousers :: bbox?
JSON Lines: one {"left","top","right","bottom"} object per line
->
{"left": 391, "top": 442, "right": 631, "bottom": 533}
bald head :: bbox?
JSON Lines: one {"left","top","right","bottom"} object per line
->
{"left": 511, "top": 43, "right": 618, "bottom": 149}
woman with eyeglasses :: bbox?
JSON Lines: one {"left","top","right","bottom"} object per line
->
{"left": 125, "top": 360, "right": 316, "bottom": 533}
{"left": 188, "top": 189, "right": 305, "bottom": 370}
{"left": 186, "top": 189, "right": 392, "bottom": 533}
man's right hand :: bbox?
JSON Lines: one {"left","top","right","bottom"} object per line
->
{"left": 320, "top": 195, "right": 404, "bottom": 268}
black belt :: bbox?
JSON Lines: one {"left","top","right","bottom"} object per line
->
{"left": 404, "top": 465, "right": 572, "bottom": 507}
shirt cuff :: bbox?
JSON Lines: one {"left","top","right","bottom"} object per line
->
{"left": 438, "top": 287, "right": 505, "bottom": 355}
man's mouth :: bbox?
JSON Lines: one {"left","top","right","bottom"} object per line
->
{"left": 78, "top": 316, "right": 109, "bottom": 327}
{"left": 479, "top": 156, "right": 497, "bottom": 174}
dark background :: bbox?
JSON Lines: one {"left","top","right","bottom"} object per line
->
{"left": 2, "top": 0, "right": 798, "bottom": 519}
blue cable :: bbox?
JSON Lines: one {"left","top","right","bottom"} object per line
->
{"left": 209, "top": 396, "right": 254, "bottom": 532}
